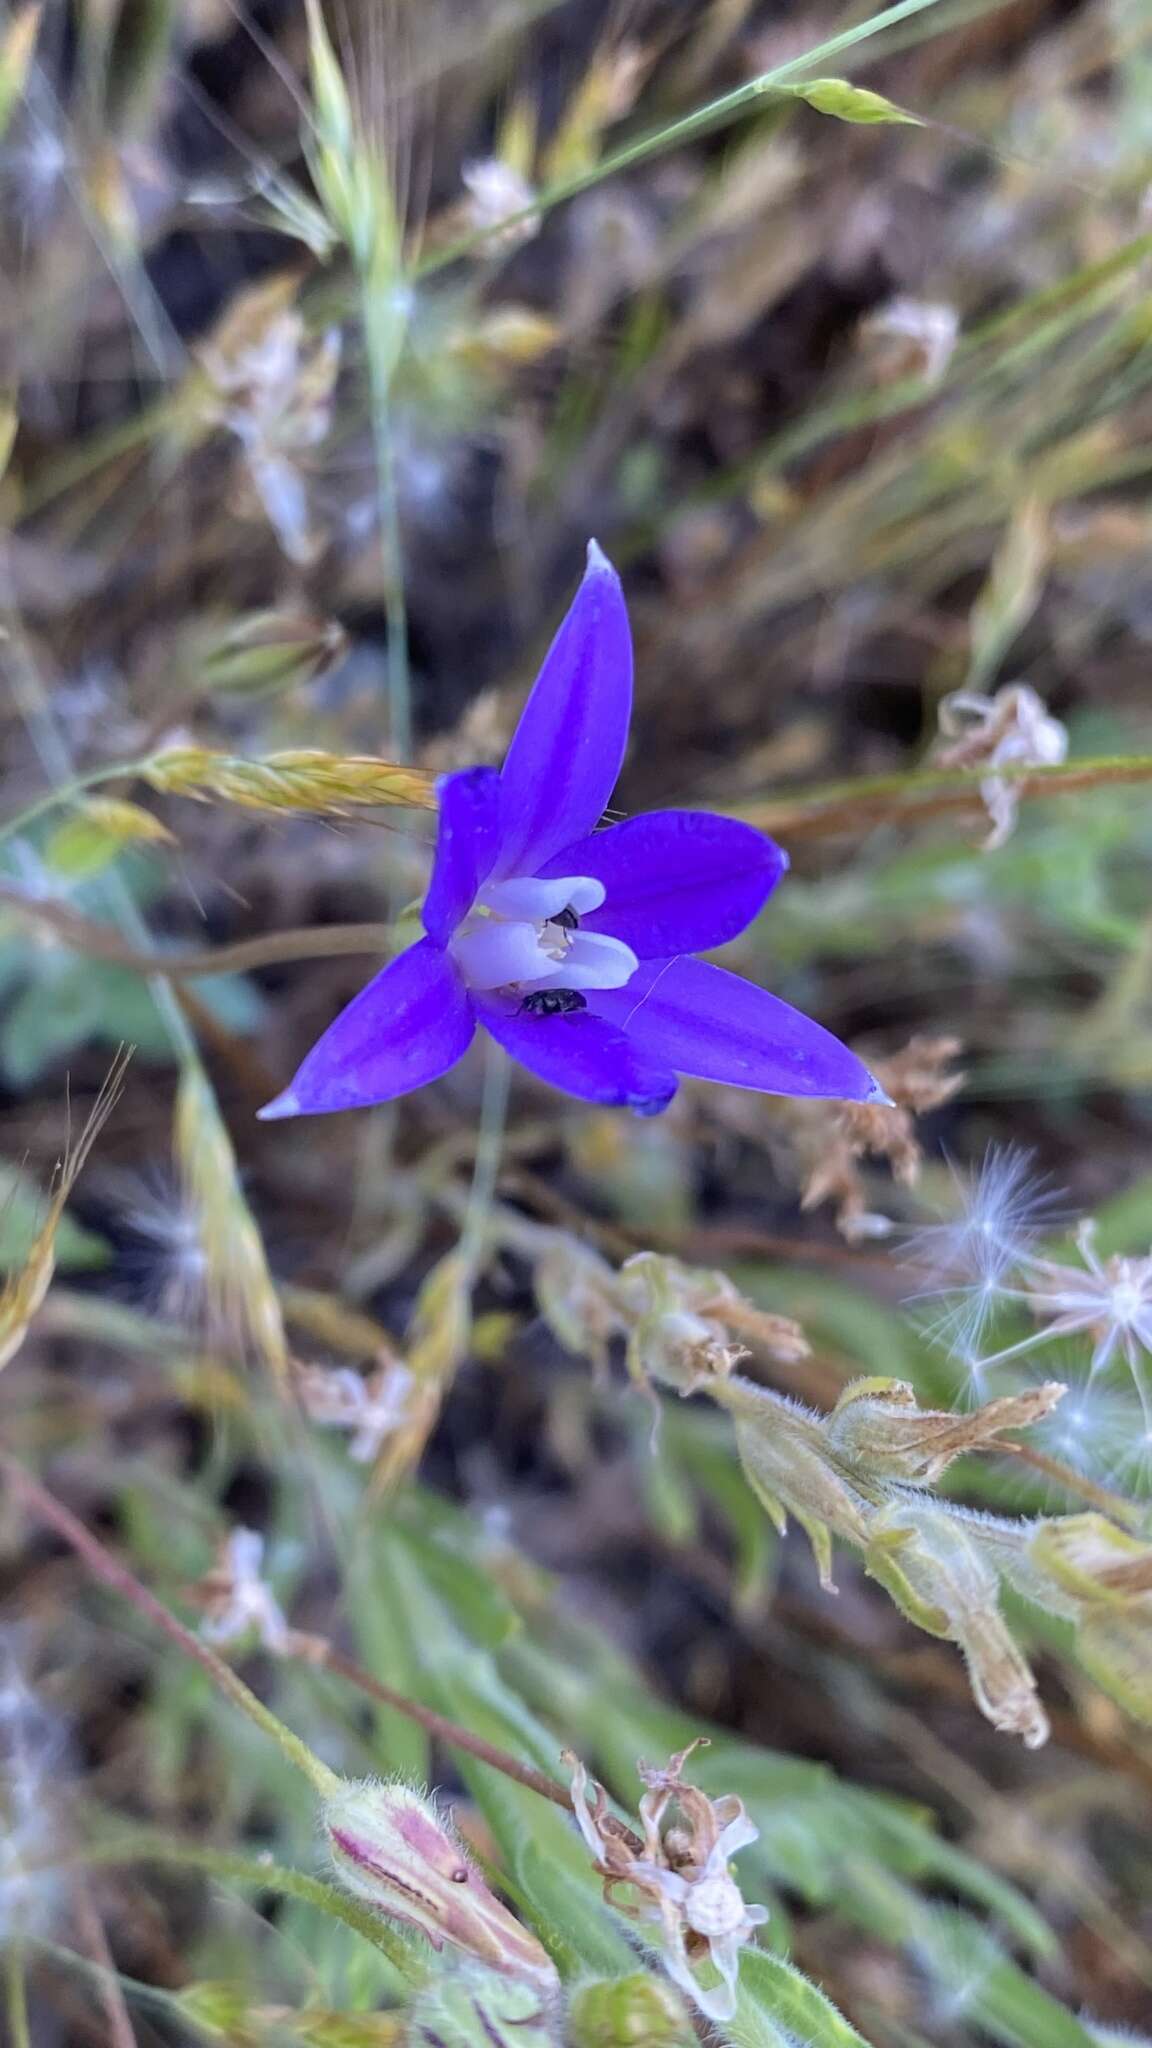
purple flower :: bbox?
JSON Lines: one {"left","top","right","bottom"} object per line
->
{"left": 259, "top": 543, "right": 883, "bottom": 1122}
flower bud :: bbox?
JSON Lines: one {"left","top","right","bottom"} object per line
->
{"left": 193, "top": 609, "right": 347, "bottom": 701}
{"left": 322, "top": 1780, "right": 558, "bottom": 1990}
{"left": 568, "top": 1974, "right": 697, "bottom": 2048}
{"left": 408, "top": 1965, "right": 561, "bottom": 2048}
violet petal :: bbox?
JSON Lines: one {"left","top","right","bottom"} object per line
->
{"left": 542, "top": 810, "right": 785, "bottom": 958}
{"left": 476, "top": 995, "right": 676, "bottom": 1116}
{"left": 493, "top": 541, "right": 632, "bottom": 879}
{"left": 587, "top": 957, "right": 884, "bottom": 1101}
{"left": 258, "top": 939, "right": 475, "bottom": 1118}
{"left": 422, "top": 766, "right": 503, "bottom": 945}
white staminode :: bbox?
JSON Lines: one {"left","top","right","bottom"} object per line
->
{"left": 450, "top": 872, "right": 638, "bottom": 995}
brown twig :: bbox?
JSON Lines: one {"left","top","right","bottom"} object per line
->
{"left": 68, "top": 1878, "right": 139, "bottom": 2048}
{"left": 740, "top": 752, "right": 1152, "bottom": 840}
{"left": 0, "top": 1449, "right": 581, "bottom": 1822}
{"left": 0, "top": 886, "right": 393, "bottom": 977}
{"left": 313, "top": 1644, "right": 576, "bottom": 1814}
{"left": 0, "top": 1450, "right": 334, "bottom": 1792}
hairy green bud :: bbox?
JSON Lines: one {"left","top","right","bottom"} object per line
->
{"left": 407, "top": 1966, "right": 561, "bottom": 2048}
{"left": 568, "top": 1974, "right": 697, "bottom": 2048}
{"left": 323, "top": 1780, "right": 558, "bottom": 1990}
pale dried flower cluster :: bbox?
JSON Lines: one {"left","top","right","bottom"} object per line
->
{"left": 199, "top": 287, "right": 341, "bottom": 565}
{"left": 860, "top": 295, "right": 959, "bottom": 384}
{"left": 296, "top": 1355, "right": 418, "bottom": 1463}
{"left": 792, "top": 1034, "right": 966, "bottom": 1241}
{"left": 460, "top": 159, "right": 540, "bottom": 250}
{"left": 192, "top": 1528, "right": 325, "bottom": 1662}
{"left": 934, "top": 681, "right": 1068, "bottom": 850}
{"left": 568, "top": 1741, "right": 768, "bottom": 2022}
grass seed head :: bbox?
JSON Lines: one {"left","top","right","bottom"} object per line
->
{"left": 144, "top": 746, "right": 436, "bottom": 816}
{"left": 173, "top": 1064, "right": 288, "bottom": 1381}
{"left": 0, "top": 1052, "right": 129, "bottom": 1372}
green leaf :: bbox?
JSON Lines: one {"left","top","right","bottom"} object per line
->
{"left": 916, "top": 1909, "right": 1099, "bottom": 2048}
{"left": 0, "top": 1161, "right": 110, "bottom": 1271}
{"left": 383, "top": 1541, "right": 633, "bottom": 1980}
{"left": 732, "top": 1950, "right": 875, "bottom": 2047}
{"left": 0, "top": 958, "right": 105, "bottom": 1083}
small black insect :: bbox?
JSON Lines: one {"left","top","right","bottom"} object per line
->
{"left": 517, "top": 989, "right": 587, "bottom": 1018}
{"left": 551, "top": 904, "right": 580, "bottom": 931}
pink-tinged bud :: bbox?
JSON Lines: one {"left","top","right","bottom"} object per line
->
{"left": 323, "top": 1779, "right": 558, "bottom": 1991}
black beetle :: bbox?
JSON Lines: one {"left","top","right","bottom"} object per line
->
{"left": 517, "top": 989, "right": 587, "bottom": 1017}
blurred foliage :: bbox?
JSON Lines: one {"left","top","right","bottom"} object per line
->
{"left": 5, "top": 0, "right": 1152, "bottom": 2045}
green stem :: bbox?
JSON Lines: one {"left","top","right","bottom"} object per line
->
{"left": 419, "top": 0, "right": 948, "bottom": 276}
{"left": 3, "top": 1943, "right": 31, "bottom": 2048}
{"left": 457, "top": 1039, "right": 512, "bottom": 1284}
{"left": 364, "top": 342, "right": 413, "bottom": 766}
{"left": 60, "top": 1835, "right": 419, "bottom": 1976}
{"left": 0, "top": 761, "right": 147, "bottom": 849}
{"left": 0, "top": 1452, "right": 339, "bottom": 1798}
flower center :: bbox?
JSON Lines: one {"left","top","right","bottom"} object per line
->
{"left": 685, "top": 1872, "right": 748, "bottom": 1941}
{"left": 449, "top": 873, "right": 638, "bottom": 996}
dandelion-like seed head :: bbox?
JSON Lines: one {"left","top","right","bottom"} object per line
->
{"left": 903, "top": 1146, "right": 1060, "bottom": 1365}
{"left": 989, "top": 1221, "right": 1152, "bottom": 1402}
{"left": 100, "top": 1165, "right": 211, "bottom": 1325}
{"left": 0, "top": 1634, "right": 69, "bottom": 1938}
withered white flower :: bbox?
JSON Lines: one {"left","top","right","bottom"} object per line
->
{"left": 195, "top": 1528, "right": 293, "bottom": 1655}
{"left": 567, "top": 1741, "right": 768, "bottom": 2022}
{"left": 296, "top": 1357, "right": 417, "bottom": 1462}
{"left": 935, "top": 681, "right": 1068, "bottom": 851}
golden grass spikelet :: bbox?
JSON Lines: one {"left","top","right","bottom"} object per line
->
{"left": 44, "top": 796, "right": 176, "bottom": 879}
{"left": 144, "top": 748, "right": 436, "bottom": 817}
{"left": 0, "top": 1051, "right": 130, "bottom": 1371}
{"left": 173, "top": 1066, "right": 289, "bottom": 1382}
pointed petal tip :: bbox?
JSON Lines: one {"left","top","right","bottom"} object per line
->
{"left": 256, "top": 1089, "right": 301, "bottom": 1122}
{"left": 864, "top": 1076, "right": 896, "bottom": 1107}
{"left": 584, "top": 536, "right": 617, "bottom": 579}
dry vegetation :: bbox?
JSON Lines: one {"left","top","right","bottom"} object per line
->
{"left": 4, "top": 2, "right": 1152, "bottom": 2044}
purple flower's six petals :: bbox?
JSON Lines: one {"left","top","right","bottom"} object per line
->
{"left": 421, "top": 766, "right": 502, "bottom": 945}
{"left": 542, "top": 811, "right": 786, "bottom": 960}
{"left": 475, "top": 994, "right": 677, "bottom": 1117}
{"left": 493, "top": 541, "right": 632, "bottom": 880}
{"left": 587, "top": 957, "right": 882, "bottom": 1102}
{"left": 262, "top": 543, "right": 878, "bottom": 1122}
{"left": 258, "top": 939, "right": 475, "bottom": 1119}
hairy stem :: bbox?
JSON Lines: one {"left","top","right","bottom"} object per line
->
{"left": 60, "top": 1835, "right": 418, "bottom": 1973}
{"left": 0, "top": 1453, "right": 339, "bottom": 1797}
{"left": 0, "top": 886, "right": 394, "bottom": 977}
{"left": 458, "top": 1038, "right": 513, "bottom": 1284}
{"left": 315, "top": 1643, "right": 574, "bottom": 1813}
